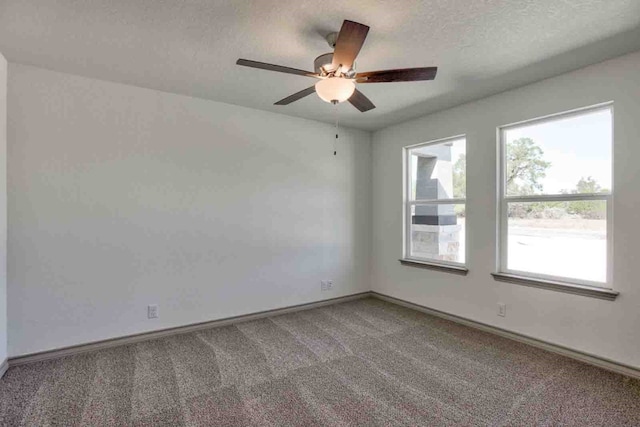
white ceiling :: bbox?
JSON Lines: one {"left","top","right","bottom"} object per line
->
{"left": 1, "top": 0, "right": 639, "bottom": 131}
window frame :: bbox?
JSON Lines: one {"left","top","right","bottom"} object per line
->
{"left": 403, "top": 135, "right": 467, "bottom": 269}
{"left": 496, "top": 103, "right": 614, "bottom": 289}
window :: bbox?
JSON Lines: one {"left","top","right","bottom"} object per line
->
{"left": 498, "top": 104, "right": 612, "bottom": 288}
{"left": 404, "top": 136, "right": 466, "bottom": 267}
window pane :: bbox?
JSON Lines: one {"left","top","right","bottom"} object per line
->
{"left": 504, "top": 108, "right": 611, "bottom": 196}
{"left": 410, "top": 204, "right": 465, "bottom": 263}
{"left": 506, "top": 201, "right": 606, "bottom": 284}
{"left": 410, "top": 138, "right": 466, "bottom": 200}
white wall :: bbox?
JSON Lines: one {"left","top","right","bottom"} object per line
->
{"left": 7, "top": 51, "right": 640, "bottom": 367}
{"left": 372, "top": 51, "right": 640, "bottom": 369}
{"left": 7, "top": 64, "right": 371, "bottom": 357}
{"left": 0, "top": 53, "right": 7, "bottom": 365}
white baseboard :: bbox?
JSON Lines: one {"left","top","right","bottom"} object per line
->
{"left": 8, "top": 292, "right": 370, "bottom": 367}
{"left": 0, "top": 358, "right": 7, "bottom": 379}
{"left": 371, "top": 291, "right": 640, "bottom": 380}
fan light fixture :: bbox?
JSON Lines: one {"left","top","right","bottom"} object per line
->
{"left": 236, "top": 19, "right": 439, "bottom": 113}
{"left": 315, "top": 77, "right": 355, "bottom": 103}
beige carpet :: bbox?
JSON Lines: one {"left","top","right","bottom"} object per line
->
{"left": 1, "top": 297, "right": 639, "bottom": 426}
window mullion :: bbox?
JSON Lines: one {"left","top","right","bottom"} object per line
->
{"left": 410, "top": 198, "right": 466, "bottom": 205}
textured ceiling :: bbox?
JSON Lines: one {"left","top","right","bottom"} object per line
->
{"left": 1, "top": 0, "right": 639, "bottom": 130}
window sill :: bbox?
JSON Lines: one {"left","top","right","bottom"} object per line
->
{"left": 491, "top": 273, "right": 619, "bottom": 301}
{"left": 399, "top": 259, "right": 468, "bottom": 275}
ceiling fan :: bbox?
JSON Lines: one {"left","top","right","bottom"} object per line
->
{"left": 236, "top": 20, "right": 437, "bottom": 112}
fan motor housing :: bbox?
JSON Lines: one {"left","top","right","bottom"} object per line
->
{"left": 314, "top": 53, "right": 336, "bottom": 74}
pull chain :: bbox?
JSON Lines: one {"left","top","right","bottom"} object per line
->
{"left": 332, "top": 100, "right": 339, "bottom": 156}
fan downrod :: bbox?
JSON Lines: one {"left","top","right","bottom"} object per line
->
{"left": 325, "top": 32, "right": 338, "bottom": 48}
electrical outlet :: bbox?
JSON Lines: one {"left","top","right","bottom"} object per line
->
{"left": 148, "top": 304, "right": 159, "bottom": 319}
{"left": 321, "top": 280, "right": 334, "bottom": 291}
{"left": 497, "top": 303, "right": 506, "bottom": 317}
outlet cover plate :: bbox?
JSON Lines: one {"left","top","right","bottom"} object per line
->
{"left": 321, "top": 280, "right": 334, "bottom": 291}
{"left": 148, "top": 304, "right": 159, "bottom": 319}
{"left": 498, "top": 303, "right": 506, "bottom": 317}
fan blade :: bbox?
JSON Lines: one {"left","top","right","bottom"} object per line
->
{"left": 356, "top": 67, "right": 438, "bottom": 83}
{"left": 274, "top": 86, "right": 316, "bottom": 105}
{"left": 236, "top": 59, "right": 319, "bottom": 78}
{"left": 331, "top": 20, "right": 370, "bottom": 70}
{"left": 349, "top": 89, "right": 375, "bottom": 112}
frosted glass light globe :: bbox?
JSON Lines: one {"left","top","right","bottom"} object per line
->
{"left": 315, "top": 77, "right": 356, "bottom": 103}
